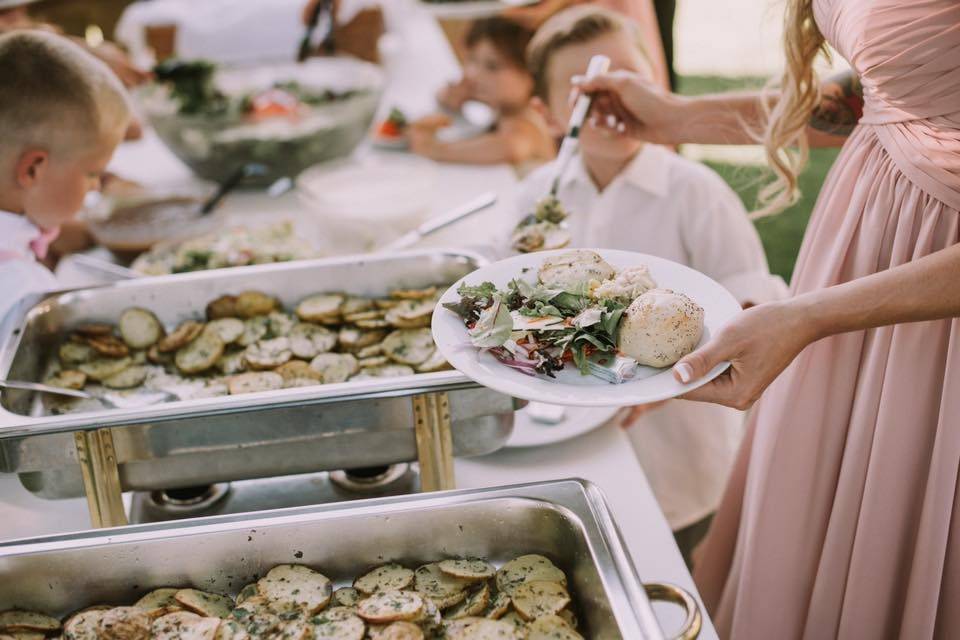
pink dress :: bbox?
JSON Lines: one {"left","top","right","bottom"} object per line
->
{"left": 692, "top": 1, "right": 960, "bottom": 638}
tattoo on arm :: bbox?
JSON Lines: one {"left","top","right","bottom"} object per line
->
{"left": 809, "top": 70, "right": 864, "bottom": 136}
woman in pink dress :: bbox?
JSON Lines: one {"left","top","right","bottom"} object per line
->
{"left": 577, "top": 0, "right": 960, "bottom": 636}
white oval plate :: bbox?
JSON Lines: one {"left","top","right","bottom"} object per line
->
{"left": 507, "top": 403, "right": 622, "bottom": 448}
{"left": 431, "top": 249, "right": 741, "bottom": 407}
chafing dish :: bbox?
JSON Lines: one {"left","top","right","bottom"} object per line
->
{"left": 0, "top": 480, "right": 701, "bottom": 639}
{"left": 0, "top": 251, "right": 517, "bottom": 500}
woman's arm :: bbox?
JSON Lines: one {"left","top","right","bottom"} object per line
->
{"left": 576, "top": 69, "right": 861, "bottom": 147}
{"left": 675, "top": 243, "right": 960, "bottom": 409}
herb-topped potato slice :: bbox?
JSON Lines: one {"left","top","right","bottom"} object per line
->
{"left": 174, "top": 590, "right": 234, "bottom": 618}
{"left": 243, "top": 337, "right": 292, "bottom": 370}
{"left": 0, "top": 611, "right": 60, "bottom": 633}
{"left": 381, "top": 329, "right": 435, "bottom": 366}
{"left": 103, "top": 365, "right": 149, "bottom": 389}
{"left": 157, "top": 321, "right": 204, "bottom": 353}
{"left": 288, "top": 323, "right": 337, "bottom": 359}
{"left": 257, "top": 564, "right": 331, "bottom": 614}
{"left": 510, "top": 581, "right": 570, "bottom": 621}
{"left": 353, "top": 564, "right": 414, "bottom": 595}
{"left": 97, "top": 607, "right": 151, "bottom": 640}
{"left": 308, "top": 607, "right": 365, "bottom": 640}
{"left": 413, "top": 564, "right": 473, "bottom": 610}
{"left": 526, "top": 614, "right": 583, "bottom": 640}
{"left": 44, "top": 370, "right": 86, "bottom": 390}
{"left": 234, "top": 291, "right": 277, "bottom": 318}
{"left": 356, "top": 591, "right": 423, "bottom": 624}
{"left": 119, "top": 308, "right": 164, "bottom": 349}
{"left": 496, "top": 555, "right": 567, "bottom": 596}
{"left": 296, "top": 294, "right": 344, "bottom": 325}
{"left": 152, "top": 611, "right": 220, "bottom": 640}
{"left": 78, "top": 356, "right": 132, "bottom": 382}
{"left": 175, "top": 333, "right": 224, "bottom": 374}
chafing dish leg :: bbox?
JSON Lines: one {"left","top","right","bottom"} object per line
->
{"left": 73, "top": 429, "right": 128, "bottom": 528}
{"left": 412, "top": 392, "right": 455, "bottom": 491}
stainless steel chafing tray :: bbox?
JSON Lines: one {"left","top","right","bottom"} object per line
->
{"left": 0, "top": 480, "right": 701, "bottom": 639}
{"left": 0, "top": 250, "right": 518, "bottom": 499}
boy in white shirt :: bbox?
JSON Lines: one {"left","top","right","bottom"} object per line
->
{"left": 0, "top": 30, "right": 131, "bottom": 322}
{"left": 518, "top": 6, "right": 787, "bottom": 563}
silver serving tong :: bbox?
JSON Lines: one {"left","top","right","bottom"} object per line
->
{"left": 0, "top": 379, "right": 176, "bottom": 408}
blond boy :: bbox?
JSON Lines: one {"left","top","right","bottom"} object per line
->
{"left": 518, "top": 7, "right": 786, "bottom": 563}
{"left": 0, "top": 30, "right": 131, "bottom": 320}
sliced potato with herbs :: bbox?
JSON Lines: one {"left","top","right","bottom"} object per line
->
{"left": 444, "top": 617, "right": 522, "bottom": 640}
{"left": 356, "top": 344, "right": 383, "bottom": 359}
{"left": 103, "top": 365, "right": 149, "bottom": 389}
{"left": 235, "top": 291, "right": 277, "bottom": 318}
{"left": 309, "top": 353, "right": 358, "bottom": 384}
{"left": 0, "top": 611, "right": 60, "bottom": 633}
{"left": 354, "top": 564, "right": 414, "bottom": 595}
{"left": 235, "top": 584, "right": 258, "bottom": 606}
{"left": 44, "top": 369, "right": 86, "bottom": 390}
{"left": 244, "top": 337, "right": 292, "bottom": 370}
{"left": 385, "top": 300, "right": 434, "bottom": 329}
{"left": 437, "top": 558, "right": 497, "bottom": 580}
{"left": 350, "top": 365, "right": 415, "bottom": 381}
{"left": 216, "top": 351, "right": 247, "bottom": 375}
{"left": 135, "top": 588, "right": 182, "bottom": 617}
{"left": 289, "top": 323, "right": 337, "bottom": 359}
{"left": 97, "top": 606, "right": 151, "bottom": 640}
{"left": 152, "top": 611, "right": 220, "bottom": 640}
{"left": 157, "top": 321, "right": 204, "bottom": 353}
{"left": 381, "top": 329, "right": 435, "bottom": 366}
{"left": 59, "top": 341, "right": 95, "bottom": 364}
{"left": 526, "top": 614, "right": 583, "bottom": 640}
{"left": 496, "top": 555, "right": 567, "bottom": 595}
{"left": 413, "top": 564, "right": 473, "bottom": 609}
{"left": 75, "top": 322, "right": 114, "bottom": 337}
{"left": 369, "top": 621, "right": 423, "bottom": 640}
{"left": 237, "top": 317, "right": 269, "bottom": 347}
{"left": 343, "top": 310, "right": 383, "bottom": 323}
{"left": 358, "top": 355, "right": 389, "bottom": 369}
{"left": 63, "top": 609, "right": 105, "bottom": 640}
{"left": 267, "top": 311, "right": 296, "bottom": 338}
{"left": 354, "top": 318, "right": 390, "bottom": 330}
{"left": 175, "top": 590, "right": 234, "bottom": 618}
{"left": 257, "top": 564, "right": 331, "bottom": 613}
{"left": 227, "top": 371, "right": 284, "bottom": 395}
{"left": 147, "top": 345, "right": 173, "bottom": 365}
{"left": 308, "top": 607, "right": 365, "bottom": 640}
{"left": 342, "top": 297, "right": 374, "bottom": 316}
{"left": 444, "top": 583, "right": 490, "bottom": 620}
{"left": 87, "top": 335, "right": 130, "bottom": 358}
{"left": 4, "top": 632, "right": 45, "bottom": 640}
{"left": 175, "top": 333, "right": 225, "bottom": 375}
{"left": 206, "top": 295, "right": 238, "bottom": 320}
{"left": 296, "top": 294, "right": 343, "bottom": 324}
{"left": 511, "top": 581, "right": 570, "bottom": 621}
{"left": 78, "top": 356, "right": 131, "bottom": 382}
{"left": 275, "top": 360, "right": 323, "bottom": 382}
{"left": 204, "top": 318, "right": 244, "bottom": 345}
{"left": 414, "top": 350, "right": 449, "bottom": 374}
{"left": 332, "top": 588, "right": 361, "bottom": 608}
{"left": 337, "top": 327, "right": 386, "bottom": 353}
{"left": 484, "top": 593, "right": 511, "bottom": 620}
{"left": 389, "top": 286, "right": 437, "bottom": 301}
{"left": 356, "top": 591, "right": 423, "bottom": 624}
{"left": 119, "top": 308, "right": 163, "bottom": 349}
{"left": 558, "top": 609, "right": 577, "bottom": 629}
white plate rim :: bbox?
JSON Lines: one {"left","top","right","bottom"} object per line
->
{"left": 431, "top": 249, "right": 739, "bottom": 407}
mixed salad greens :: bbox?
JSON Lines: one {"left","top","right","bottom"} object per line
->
{"left": 444, "top": 273, "right": 632, "bottom": 379}
{"left": 153, "top": 59, "right": 361, "bottom": 118}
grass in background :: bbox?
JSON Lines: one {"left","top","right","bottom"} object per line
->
{"left": 676, "top": 75, "right": 841, "bottom": 283}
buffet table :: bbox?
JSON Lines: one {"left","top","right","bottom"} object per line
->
{"left": 0, "top": 5, "right": 718, "bottom": 637}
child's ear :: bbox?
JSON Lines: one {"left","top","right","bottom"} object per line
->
{"left": 530, "top": 96, "right": 565, "bottom": 138}
{"left": 15, "top": 149, "right": 48, "bottom": 188}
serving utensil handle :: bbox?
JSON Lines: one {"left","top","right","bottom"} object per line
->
{"left": 643, "top": 582, "right": 703, "bottom": 640}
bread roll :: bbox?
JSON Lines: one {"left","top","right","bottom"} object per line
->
{"left": 618, "top": 288, "right": 704, "bottom": 367}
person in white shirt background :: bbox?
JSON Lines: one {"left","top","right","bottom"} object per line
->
{"left": 0, "top": 30, "right": 131, "bottom": 323}
{"left": 516, "top": 6, "right": 787, "bottom": 563}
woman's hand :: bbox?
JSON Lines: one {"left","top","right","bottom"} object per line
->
{"left": 673, "top": 300, "right": 821, "bottom": 410}
{"left": 573, "top": 71, "right": 688, "bottom": 146}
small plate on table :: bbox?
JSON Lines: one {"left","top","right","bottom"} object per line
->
{"left": 431, "top": 248, "right": 742, "bottom": 407}
{"left": 507, "top": 403, "right": 621, "bottom": 448}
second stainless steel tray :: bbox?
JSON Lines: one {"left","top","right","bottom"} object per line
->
{"left": 0, "top": 480, "right": 676, "bottom": 639}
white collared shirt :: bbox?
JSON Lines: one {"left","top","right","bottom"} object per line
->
{"left": 0, "top": 210, "right": 59, "bottom": 324}
{"left": 515, "top": 145, "right": 788, "bottom": 530}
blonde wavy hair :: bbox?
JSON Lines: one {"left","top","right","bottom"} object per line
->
{"left": 754, "top": 0, "right": 828, "bottom": 218}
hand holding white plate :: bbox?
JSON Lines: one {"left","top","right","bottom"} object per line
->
{"left": 431, "top": 249, "right": 741, "bottom": 407}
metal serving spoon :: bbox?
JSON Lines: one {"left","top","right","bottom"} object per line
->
{"left": 0, "top": 379, "right": 177, "bottom": 409}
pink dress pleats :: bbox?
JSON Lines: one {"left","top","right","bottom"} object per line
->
{"left": 692, "top": 1, "right": 960, "bottom": 638}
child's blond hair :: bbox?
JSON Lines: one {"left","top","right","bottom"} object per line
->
{"left": 0, "top": 30, "right": 131, "bottom": 161}
{"left": 527, "top": 6, "right": 649, "bottom": 102}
